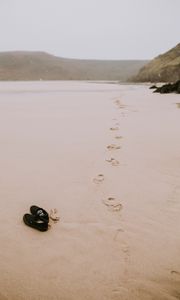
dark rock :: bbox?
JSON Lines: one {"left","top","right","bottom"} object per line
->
{"left": 149, "top": 85, "right": 157, "bottom": 89}
{"left": 174, "top": 80, "right": 180, "bottom": 93}
{"left": 153, "top": 80, "right": 180, "bottom": 94}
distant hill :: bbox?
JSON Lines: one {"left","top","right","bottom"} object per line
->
{"left": 0, "top": 51, "right": 148, "bottom": 81}
{"left": 131, "top": 43, "right": 180, "bottom": 82}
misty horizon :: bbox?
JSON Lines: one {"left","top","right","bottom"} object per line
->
{"left": 0, "top": 49, "right": 152, "bottom": 61}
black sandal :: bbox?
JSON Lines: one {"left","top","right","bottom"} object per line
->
{"left": 30, "top": 205, "right": 49, "bottom": 223}
{"left": 23, "top": 214, "right": 48, "bottom": 232}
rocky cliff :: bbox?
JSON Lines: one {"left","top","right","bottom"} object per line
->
{"left": 131, "top": 43, "right": 180, "bottom": 82}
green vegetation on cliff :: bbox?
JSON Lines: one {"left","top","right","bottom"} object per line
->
{"left": 131, "top": 43, "right": 180, "bottom": 82}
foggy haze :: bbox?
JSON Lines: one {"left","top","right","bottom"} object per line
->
{"left": 0, "top": 0, "right": 179, "bottom": 60}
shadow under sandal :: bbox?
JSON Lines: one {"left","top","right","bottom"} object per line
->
{"left": 23, "top": 214, "right": 48, "bottom": 232}
{"left": 30, "top": 205, "right": 49, "bottom": 223}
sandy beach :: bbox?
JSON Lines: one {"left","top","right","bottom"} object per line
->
{"left": 0, "top": 81, "right": 180, "bottom": 300}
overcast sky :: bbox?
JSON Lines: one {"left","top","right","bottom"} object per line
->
{"left": 0, "top": 0, "right": 179, "bottom": 60}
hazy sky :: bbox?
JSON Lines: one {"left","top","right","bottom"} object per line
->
{"left": 0, "top": 0, "right": 179, "bottom": 59}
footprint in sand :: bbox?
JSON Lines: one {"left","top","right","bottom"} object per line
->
{"left": 171, "top": 270, "right": 180, "bottom": 276}
{"left": 114, "top": 99, "right": 121, "bottom": 105}
{"left": 106, "top": 158, "right": 120, "bottom": 166}
{"left": 113, "top": 228, "right": 124, "bottom": 241}
{"left": 115, "top": 135, "right": 123, "bottom": 140}
{"left": 93, "top": 174, "right": 105, "bottom": 184}
{"left": 107, "top": 144, "right": 121, "bottom": 150}
{"left": 49, "top": 208, "right": 60, "bottom": 223}
{"left": 103, "top": 197, "right": 123, "bottom": 212}
{"left": 110, "top": 126, "right": 119, "bottom": 131}
{"left": 114, "top": 99, "right": 126, "bottom": 109}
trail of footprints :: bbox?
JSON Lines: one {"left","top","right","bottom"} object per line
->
{"left": 92, "top": 97, "right": 124, "bottom": 213}
{"left": 92, "top": 97, "right": 132, "bottom": 270}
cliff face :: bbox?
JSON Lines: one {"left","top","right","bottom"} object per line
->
{"left": 0, "top": 51, "right": 148, "bottom": 81}
{"left": 131, "top": 43, "right": 180, "bottom": 82}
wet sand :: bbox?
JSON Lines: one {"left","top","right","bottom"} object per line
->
{"left": 0, "top": 81, "right": 180, "bottom": 300}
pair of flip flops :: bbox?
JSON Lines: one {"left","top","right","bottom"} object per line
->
{"left": 23, "top": 205, "right": 49, "bottom": 232}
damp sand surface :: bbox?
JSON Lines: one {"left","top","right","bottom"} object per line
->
{"left": 0, "top": 81, "right": 180, "bottom": 299}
